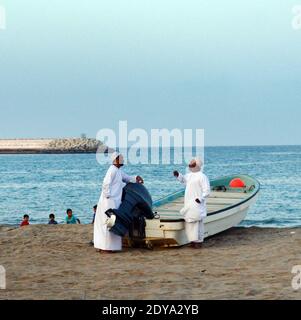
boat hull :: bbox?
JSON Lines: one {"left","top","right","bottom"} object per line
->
{"left": 143, "top": 192, "right": 258, "bottom": 247}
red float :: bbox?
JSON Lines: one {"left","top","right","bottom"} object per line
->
{"left": 229, "top": 178, "right": 246, "bottom": 188}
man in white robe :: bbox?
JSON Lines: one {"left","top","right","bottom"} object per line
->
{"left": 174, "top": 158, "right": 210, "bottom": 248}
{"left": 94, "top": 152, "right": 143, "bottom": 253}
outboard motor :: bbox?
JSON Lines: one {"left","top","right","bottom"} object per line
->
{"left": 105, "top": 183, "right": 154, "bottom": 237}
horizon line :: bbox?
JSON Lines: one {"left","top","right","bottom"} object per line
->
{"left": 0, "top": 137, "right": 300, "bottom": 149}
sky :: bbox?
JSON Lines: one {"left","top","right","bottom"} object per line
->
{"left": 0, "top": 0, "right": 300, "bottom": 146}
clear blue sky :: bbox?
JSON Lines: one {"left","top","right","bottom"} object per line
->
{"left": 0, "top": 0, "right": 300, "bottom": 146}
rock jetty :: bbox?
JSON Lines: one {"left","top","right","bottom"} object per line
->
{"left": 0, "top": 138, "right": 108, "bottom": 154}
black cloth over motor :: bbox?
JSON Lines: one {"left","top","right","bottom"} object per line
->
{"left": 105, "top": 183, "right": 154, "bottom": 237}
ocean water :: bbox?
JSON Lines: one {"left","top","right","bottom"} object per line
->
{"left": 0, "top": 145, "right": 300, "bottom": 227}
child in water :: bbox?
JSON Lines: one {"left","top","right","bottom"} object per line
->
{"left": 20, "top": 214, "right": 30, "bottom": 227}
{"left": 48, "top": 213, "right": 58, "bottom": 225}
{"left": 65, "top": 209, "right": 80, "bottom": 224}
{"left": 92, "top": 205, "right": 97, "bottom": 224}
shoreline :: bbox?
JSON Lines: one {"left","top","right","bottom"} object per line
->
{"left": 0, "top": 225, "right": 300, "bottom": 299}
{"left": 1, "top": 223, "right": 300, "bottom": 229}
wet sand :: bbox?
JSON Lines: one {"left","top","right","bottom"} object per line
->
{"left": 0, "top": 225, "right": 301, "bottom": 300}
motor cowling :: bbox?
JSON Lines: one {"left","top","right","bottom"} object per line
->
{"left": 105, "top": 183, "right": 154, "bottom": 237}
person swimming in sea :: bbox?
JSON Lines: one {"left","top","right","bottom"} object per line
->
{"left": 92, "top": 205, "right": 97, "bottom": 224}
{"left": 20, "top": 214, "right": 30, "bottom": 227}
{"left": 48, "top": 213, "right": 58, "bottom": 225}
{"left": 65, "top": 209, "right": 80, "bottom": 224}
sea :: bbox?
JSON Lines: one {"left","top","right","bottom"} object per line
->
{"left": 0, "top": 145, "right": 300, "bottom": 227}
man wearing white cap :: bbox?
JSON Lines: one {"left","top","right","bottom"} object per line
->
{"left": 173, "top": 158, "right": 210, "bottom": 248}
{"left": 94, "top": 152, "right": 144, "bottom": 253}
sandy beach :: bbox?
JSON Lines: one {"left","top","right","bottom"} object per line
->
{"left": 0, "top": 225, "right": 300, "bottom": 300}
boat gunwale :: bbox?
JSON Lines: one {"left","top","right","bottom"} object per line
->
{"left": 153, "top": 174, "right": 260, "bottom": 222}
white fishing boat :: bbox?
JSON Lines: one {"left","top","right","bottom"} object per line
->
{"left": 130, "top": 174, "right": 260, "bottom": 249}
